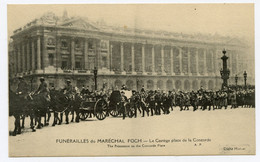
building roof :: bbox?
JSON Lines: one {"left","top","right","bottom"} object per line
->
{"left": 12, "top": 11, "right": 247, "bottom": 47}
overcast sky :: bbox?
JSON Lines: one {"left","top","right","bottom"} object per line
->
{"left": 8, "top": 4, "right": 254, "bottom": 41}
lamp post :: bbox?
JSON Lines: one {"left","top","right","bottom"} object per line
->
{"left": 220, "top": 49, "right": 230, "bottom": 89}
{"left": 235, "top": 75, "right": 238, "bottom": 87}
{"left": 243, "top": 71, "right": 247, "bottom": 89}
{"left": 93, "top": 67, "right": 98, "bottom": 90}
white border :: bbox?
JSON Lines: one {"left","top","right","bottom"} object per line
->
{"left": 0, "top": 0, "right": 259, "bottom": 162}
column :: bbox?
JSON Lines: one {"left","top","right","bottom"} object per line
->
{"left": 131, "top": 44, "right": 136, "bottom": 74}
{"left": 179, "top": 47, "right": 183, "bottom": 75}
{"left": 235, "top": 52, "right": 239, "bottom": 74}
{"left": 71, "top": 38, "right": 75, "bottom": 69}
{"left": 142, "top": 44, "right": 146, "bottom": 74}
{"left": 120, "top": 42, "right": 124, "bottom": 72}
{"left": 187, "top": 47, "right": 191, "bottom": 75}
{"left": 26, "top": 41, "right": 30, "bottom": 71}
{"left": 22, "top": 43, "right": 26, "bottom": 72}
{"left": 170, "top": 47, "right": 174, "bottom": 75}
{"left": 203, "top": 49, "right": 208, "bottom": 75}
{"left": 110, "top": 44, "right": 113, "bottom": 72}
{"left": 13, "top": 47, "right": 16, "bottom": 74}
{"left": 42, "top": 36, "right": 48, "bottom": 69}
{"left": 212, "top": 49, "right": 216, "bottom": 75}
{"left": 217, "top": 49, "right": 222, "bottom": 73}
{"left": 31, "top": 40, "right": 35, "bottom": 70}
{"left": 37, "top": 36, "right": 41, "bottom": 70}
{"left": 209, "top": 50, "right": 213, "bottom": 75}
{"left": 195, "top": 48, "right": 199, "bottom": 75}
{"left": 151, "top": 45, "right": 155, "bottom": 74}
{"left": 17, "top": 44, "right": 21, "bottom": 73}
{"left": 161, "top": 45, "right": 165, "bottom": 74}
{"left": 107, "top": 41, "right": 110, "bottom": 70}
{"left": 96, "top": 39, "right": 101, "bottom": 69}
{"left": 56, "top": 36, "right": 61, "bottom": 69}
{"left": 230, "top": 51, "right": 233, "bottom": 76}
{"left": 84, "top": 38, "right": 89, "bottom": 70}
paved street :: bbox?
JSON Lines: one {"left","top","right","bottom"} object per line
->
{"left": 9, "top": 106, "right": 255, "bottom": 156}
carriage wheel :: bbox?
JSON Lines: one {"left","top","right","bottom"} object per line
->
{"left": 94, "top": 99, "right": 108, "bottom": 120}
{"left": 79, "top": 110, "right": 90, "bottom": 120}
{"left": 126, "top": 104, "right": 135, "bottom": 118}
{"left": 109, "top": 104, "right": 120, "bottom": 117}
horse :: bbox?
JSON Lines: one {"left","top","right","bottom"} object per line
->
{"left": 9, "top": 90, "right": 36, "bottom": 135}
{"left": 49, "top": 89, "right": 70, "bottom": 126}
{"left": 28, "top": 92, "right": 50, "bottom": 129}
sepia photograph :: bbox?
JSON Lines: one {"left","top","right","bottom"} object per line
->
{"left": 7, "top": 3, "right": 255, "bottom": 157}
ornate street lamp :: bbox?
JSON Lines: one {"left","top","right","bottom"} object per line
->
{"left": 93, "top": 67, "right": 98, "bottom": 90}
{"left": 243, "top": 71, "right": 247, "bottom": 89}
{"left": 220, "top": 49, "right": 230, "bottom": 89}
{"left": 235, "top": 75, "right": 238, "bottom": 87}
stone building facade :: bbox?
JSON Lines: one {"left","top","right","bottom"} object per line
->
{"left": 9, "top": 12, "right": 252, "bottom": 91}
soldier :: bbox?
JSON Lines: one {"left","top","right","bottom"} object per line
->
{"left": 230, "top": 91, "right": 237, "bottom": 108}
{"left": 63, "top": 80, "right": 74, "bottom": 100}
{"left": 120, "top": 91, "right": 127, "bottom": 120}
{"left": 121, "top": 84, "right": 127, "bottom": 90}
{"left": 222, "top": 90, "right": 228, "bottom": 109}
{"left": 35, "top": 77, "right": 50, "bottom": 102}
{"left": 183, "top": 93, "right": 190, "bottom": 111}
{"left": 80, "top": 85, "right": 86, "bottom": 96}
{"left": 49, "top": 85, "right": 55, "bottom": 91}
{"left": 190, "top": 91, "right": 197, "bottom": 111}
{"left": 141, "top": 85, "right": 145, "bottom": 93}
{"left": 16, "top": 76, "right": 29, "bottom": 98}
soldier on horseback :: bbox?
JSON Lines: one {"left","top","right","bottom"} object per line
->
{"left": 35, "top": 77, "right": 50, "bottom": 102}
{"left": 16, "top": 76, "right": 29, "bottom": 97}
{"left": 34, "top": 77, "right": 51, "bottom": 127}
{"left": 11, "top": 76, "right": 29, "bottom": 135}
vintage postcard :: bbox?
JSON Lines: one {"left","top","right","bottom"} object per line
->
{"left": 8, "top": 4, "right": 255, "bottom": 157}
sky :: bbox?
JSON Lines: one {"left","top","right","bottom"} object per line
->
{"left": 7, "top": 4, "right": 254, "bottom": 42}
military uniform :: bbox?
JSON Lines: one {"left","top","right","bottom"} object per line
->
{"left": 36, "top": 80, "right": 49, "bottom": 101}
{"left": 64, "top": 83, "right": 74, "bottom": 100}
{"left": 16, "top": 79, "right": 29, "bottom": 96}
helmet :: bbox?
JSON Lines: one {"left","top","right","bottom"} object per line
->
{"left": 66, "top": 79, "right": 71, "bottom": 83}
{"left": 40, "top": 77, "right": 45, "bottom": 81}
{"left": 18, "top": 76, "right": 23, "bottom": 80}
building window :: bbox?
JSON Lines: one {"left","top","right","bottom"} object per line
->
{"left": 101, "top": 42, "right": 107, "bottom": 49}
{"left": 48, "top": 54, "right": 54, "bottom": 66}
{"left": 62, "top": 61, "right": 68, "bottom": 69}
{"left": 75, "top": 61, "right": 81, "bottom": 69}
{"left": 61, "top": 39, "right": 68, "bottom": 47}
{"left": 101, "top": 56, "right": 107, "bottom": 68}
{"left": 88, "top": 42, "right": 94, "bottom": 49}
{"left": 75, "top": 39, "right": 81, "bottom": 48}
{"left": 47, "top": 38, "right": 55, "bottom": 46}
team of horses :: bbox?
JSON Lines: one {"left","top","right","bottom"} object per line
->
{"left": 9, "top": 89, "right": 83, "bottom": 136}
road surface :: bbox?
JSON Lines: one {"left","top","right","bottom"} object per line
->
{"left": 9, "top": 106, "right": 255, "bottom": 156}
